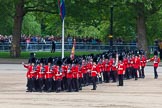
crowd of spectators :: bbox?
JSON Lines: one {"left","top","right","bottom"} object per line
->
{"left": 0, "top": 34, "right": 102, "bottom": 45}
{"left": 0, "top": 35, "right": 12, "bottom": 44}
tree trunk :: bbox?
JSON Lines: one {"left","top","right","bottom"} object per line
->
{"left": 10, "top": 0, "right": 25, "bottom": 57}
{"left": 136, "top": 3, "right": 149, "bottom": 57}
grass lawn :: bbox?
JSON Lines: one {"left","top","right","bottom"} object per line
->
{"left": 0, "top": 51, "right": 102, "bottom": 59}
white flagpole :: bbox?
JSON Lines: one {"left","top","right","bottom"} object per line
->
{"left": 62, "top": 19, "right": 65, "bottom": 59}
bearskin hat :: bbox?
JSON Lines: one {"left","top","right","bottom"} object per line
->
{"left": 57, "top": 58, "right": 62, "bottom": 66}
{"left": 119, "top": 55, "right": 123, "bottom": 61}
{"left": 93, "top": 56, "right": 98, "bottom": 63}
{"left": 48, "top": 57, "right": 53, "bottom": 64}
{"left": 154, "top": 50, "right": 158, "bottom": 55}
{"left": 28, "top": 57, "right": 36, "bottom": 64}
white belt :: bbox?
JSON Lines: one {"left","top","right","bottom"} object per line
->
{"left": 39, "top": 73, "right": 44, "bottom": 74}
{"left": 46, "top": 72, "right": 52, "bottom": 73}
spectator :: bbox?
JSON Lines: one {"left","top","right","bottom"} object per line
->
{"left": 51, "top": 39, "right": 56, "bottom": 53}
{"left": 26, "top": 37, "right": 30, "bottom": 51}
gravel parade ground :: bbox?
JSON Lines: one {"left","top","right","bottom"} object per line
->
{"left": 0, "top": 64, "right": 162, "bottom": 108}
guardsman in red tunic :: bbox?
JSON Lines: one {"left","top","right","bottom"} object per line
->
{"left": 102, "top": 58, "right": 106, "bottom": 82}
{"left": 117, "top": 55, "right": 125, "bottom": 86}
{"left": 104, "top": 58, "right": 111, "bottom": 83}
{"left": 44, "top": 62, "right": 53, "bottom": 92}
{"left": 100, "top": 59, "right": 104, "bottom": 83}
{"left": 36, "top": 62, "right": 45, "bottom": 92}
{"left": 61, "top": 64, "right": 68, "bottom": 91}
{"left": 91, "top": 61, "right": 98, "bottom": 90}
{"left": 81, "top": 60, "right": 87, "bottom": 86}
{"left": 140, "top": 53, "right": 146, "bottom": 78}
{"left": 72, "top": 62, "right": 79, "bottom": 92}
{"left": 66, "top": 63, "right": 73, "bottom": 92}
{"left": 53, "top": 62, "right": 62, "bottom": 93}
{"left": 133, "top": 54, "right": 140, "bottom": 80}
{"left": 147, "top": 51, "right": 160, "bottom": 79}
{"left": 86, "top": 61, "right": 92, "bottom": 85}
{"left": 110, "top": 54, "right": 117, "bottom": 82}
{"left": 22, "top": 62, "right": 36, "bottom": 92}
{"left": 130, "top": 55, "right": 135, "bottom": 78}
{"left": 123, "top": 55, "right": 129, "bottom": 79}
{"left": 78, "top": 64, "right": 83, "bottom": 90}
{"left": 138, "top": 53, "right": 142, "bottom": 78}
{"left": 96, "top": 60, "right": 102, "bottom": 83}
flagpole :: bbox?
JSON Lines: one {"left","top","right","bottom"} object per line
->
{"left": 62, "top": 19, "right": 65, "bottom": 59}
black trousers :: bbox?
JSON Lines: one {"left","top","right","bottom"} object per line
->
{"left": 92, "top": 76, "right": 97, "bottom": 90}
{"left": 134, "top": 68, "right": 138, "bottom": 80}
{"left": 78, "top": 77, "right": 83, "bottom": 90}
{"left": 51, "top": 46, "right": 55, "bottom": 53}
{"left": 38, "top": 78, "right": 44, "bottom": 91}
{"left": 138, "top": 68, "right": 142, "bottom": 78}
{"left": 27, "top": 77, "right": 36, "bottom": 91}
{"left": 73, "top": 78, "right": 79, "bottom": 91}
{"left": 103, "top": 71, "right": 106, "bottom": 82}
{"left": 110, "top": 70, "right": 116, "bottom": 82}
{"left": 45, "top": 78, "right": 53, "bottom": 92}
{"left": 118, "top": 75, "right": 123, "bottom": 86}
{"left": 130, "top": 67, "right": 134, "bottom": 78}
{"left": 83, "top": 73, "right": 89, "bottom": 85}
{"left": 61, "top": 77, "right": 67, "bottom": 91}
{"left": 105, "top": 72, "right": 110, "bottom": 83}
{"left": 124, "top": 68, "right": 130, "bottom": 79}
{"left": 67, "top": 78, "right": 72, "bottom": 92}
{"left": 56, "top": 79, "right": 62, "bottom": 92}
{"left": 141, "top": 67, "right": 145, "bottom": 78}
{"left": 154, "top": 67, "right": 158, "bottom": 79}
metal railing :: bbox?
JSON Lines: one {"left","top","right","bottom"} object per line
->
{"left": 0, "top": 42, "right": 157, "bottom": 53}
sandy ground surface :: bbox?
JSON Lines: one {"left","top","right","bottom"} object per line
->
{"left": 0, "top": 64, "right": 162, "bottom": 108}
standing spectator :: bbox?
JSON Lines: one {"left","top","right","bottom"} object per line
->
{"left": 26, "top": 37, "right": 30, "bottom": 51}
{"left": 67, "top": 36, "right": 72, "bottom": 49}
{"left": 51, "top": 39, "right": 56, "bottom": 53}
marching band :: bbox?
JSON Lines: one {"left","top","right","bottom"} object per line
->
{"left": 22, "top": 50, "right": 160, "bottom": 92}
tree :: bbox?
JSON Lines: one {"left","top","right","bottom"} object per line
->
{"left": 22, "top": 13, "right": 41, "bottom": 35}
{"left": 10, "top": 0, "right": 58, "bottom": 57}
{"left": 123, "top": 0, "right": 162, "bottom": 56}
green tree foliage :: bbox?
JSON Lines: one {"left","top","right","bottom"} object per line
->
{"left": 0, "top": 0, "right": 162, "bottom": 57}
{"left": 22, "top": 13, "right": 41, "bottom": 35}
{"left": 0, "top": 0, "right": 14, "bottom": 35}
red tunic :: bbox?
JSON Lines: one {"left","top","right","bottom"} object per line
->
{"left": 91, "top": 64, "right": 97, "bottom": 77}
{"left": 66, "top": 65, "right": 73, "bottom": 79}
{"left": 110, "top": 58, "right": 116, "bottom": 71}
{"left": 53, "top": 65, "right": 62, "bottom": 80}
{"left": 23, "top": 64, "right": 36, "bottom": 78}
{"left": 36, "top": 65, "right": 45, "bottom": 79}
{"left": 133, "top": 57, "right": 140, "bottom": 69}
{"left": 123, "top": 58, "right": 128, "bottom": 69}
{"left": 141, "top": 55, "right": 146, "bottom": 67}
{"left": 150, "top": 56, "right": 160, "bottom": 67}
{"left": 130, "top": 57, "right": 134, "bottom": 67}
{"left": 96, "top": 63, "right": 101, "bottom": 74}
{"left": 86, "top": 63, "right": 92, "bottom": 74}
{"left": 78, "top": 68, "right": 83, "bottom": 78}
{"left": 62, "top": 65, "right": 68, "bottom": 77}
{"left": 44, "top": 65, "right": 53, "bottom": 79}
{"left": 72, "top": 65, "right": 79, "bottom": 79}
{"left": 104, "top": 63, "right": 111, "bottom": 72}
{"left": 81, "top": 65, "right": 87, "bottom": 74}
{"left": 117, "top": 62, "right": 125, "bottom": 75}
